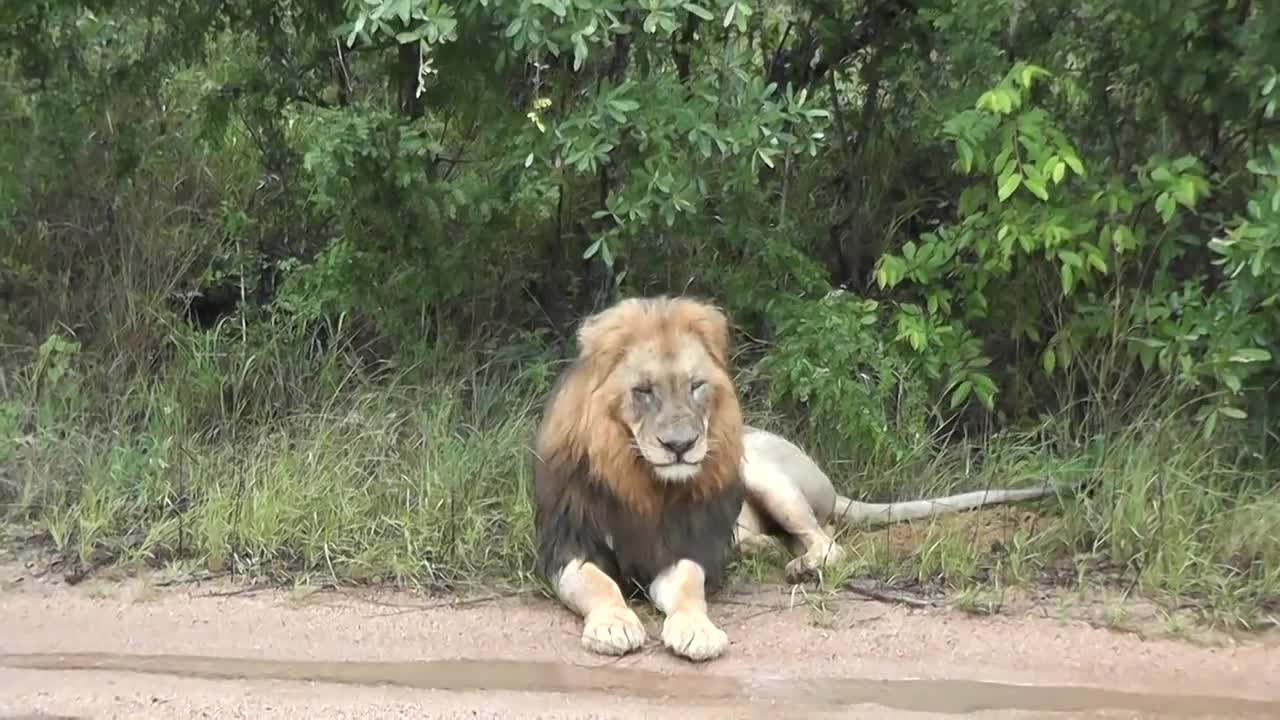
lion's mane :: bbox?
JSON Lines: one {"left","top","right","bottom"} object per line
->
{"left": 532, "top": 296, "right": 746, "bottom": 595}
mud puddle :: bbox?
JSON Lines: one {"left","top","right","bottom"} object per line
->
{"left": 2, "top": 652, "right": 1275, "bottom": 717}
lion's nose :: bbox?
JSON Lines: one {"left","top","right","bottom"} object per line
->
{"left": 659, "top": 431, "right": 699, "bottom": 457}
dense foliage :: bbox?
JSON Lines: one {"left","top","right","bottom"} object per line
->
{"left": 7, "top": 0, "right": 1278, "bottom": 447}
{"left": 2, "top": 1, "right": 1278, "bottom": 616}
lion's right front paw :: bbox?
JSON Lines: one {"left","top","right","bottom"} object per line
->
{"left": 581, "top": 605, "right": 647, "bottom": 656}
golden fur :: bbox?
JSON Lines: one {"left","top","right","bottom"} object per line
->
{"left": 534, "top": 296, "right": 744, "bottom": 519}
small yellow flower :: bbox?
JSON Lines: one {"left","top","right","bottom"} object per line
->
{"left": 527, "top": 97, "right": 552, "bottom": 133}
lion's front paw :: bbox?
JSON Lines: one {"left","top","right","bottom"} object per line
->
{"left": 661, "top": 611, "right": 728, "bottom": 662}
{"left": 581, "top": 605, "right": 647, "bottom": 656}
{"left": 785, "top": 540, "right": 848, "bottom": 582}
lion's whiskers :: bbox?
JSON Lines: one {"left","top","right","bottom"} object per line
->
{"left": 630, "top": 439, "right": 671, "bottom": 460}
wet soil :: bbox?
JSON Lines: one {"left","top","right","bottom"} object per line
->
{"left": 1, "top": 560, "right": 1277, "bottom": 719}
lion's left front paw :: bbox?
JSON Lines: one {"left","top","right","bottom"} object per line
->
{"left": 661, "top": 611, "right": 728, "bottom": 662}
{"left": 785, "top": 540, "right": 848, "bottom": 582}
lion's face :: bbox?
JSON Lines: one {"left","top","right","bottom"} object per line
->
{"left": 608, "top": 337, "right": 725, "bottom": 483}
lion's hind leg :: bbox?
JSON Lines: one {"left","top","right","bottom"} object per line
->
{"left": 733, "top": 502, "right": 790, "bottom": 555}
{"left": 555, "top": 559, "right": 647, "bottom": 656}
{"left": 740, "top": 454, "right": 847, "bottom": 582}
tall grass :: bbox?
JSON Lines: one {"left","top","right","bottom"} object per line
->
{"left": 775, "top": 404, "right": 1280, "bottom": 628}
{"left": 3, "top": 319, "right": 548, "bottom": 591}
{"left": 4, "top": 315, "right": 1277, "bottom": 625}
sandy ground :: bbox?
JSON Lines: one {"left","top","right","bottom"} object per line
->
{"left": 1, "top": 562, "right": 1278, "bottom": 719}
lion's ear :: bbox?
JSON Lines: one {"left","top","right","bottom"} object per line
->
{"left": 675, "top": 299, "right": 731, "bottom": 368}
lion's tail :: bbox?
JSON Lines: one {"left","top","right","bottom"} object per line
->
{"left": 831, "top": 485, "right": 1057, "bottom": 528}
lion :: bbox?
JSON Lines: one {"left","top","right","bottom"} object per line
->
{"left": 532, "top": 295, "right": 1056, "bottom": 663}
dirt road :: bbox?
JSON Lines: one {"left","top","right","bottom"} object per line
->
{"left": 1, "top": 563, "right": 1278, "bottom": 719}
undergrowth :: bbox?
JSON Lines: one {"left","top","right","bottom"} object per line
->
{"left": 2, "top": 323, "right": 549, "bottom": 592}
{"left": 2, "top": 324, "right": 1278, "bottom": 628}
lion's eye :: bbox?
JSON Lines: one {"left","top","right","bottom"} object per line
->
{"left": 691, "top": 380, "right": 706, "bottom": 393}
{"left": 632, "top": 385, "right": 655, "bottom": 399}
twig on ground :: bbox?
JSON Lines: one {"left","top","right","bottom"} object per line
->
{"left": 843, "top": 580, "right": 935, "bottom": 608}
{"left": 354, "top": 589, "right": 533, "bottom": 617}
{"left": 153, "top": 571, "right": 227, "bottom": 587}
{"left": 197, "top": 582, "right": 278, "bottom": 598}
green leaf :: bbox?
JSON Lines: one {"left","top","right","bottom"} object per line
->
{"left": 1052, "top": 160, "right": 1066, "bottom": 184}
{"left": 1172, "top": 178, "right": 1199, "bottom": 208}
{"left": 973, "top": 380, "right": 996, "bottom": 411}
{"left": 949, "top": 380, "right": 973, "bottom": 409}
{"left": 1024, "top": 176, "right": 1049, "bottom": 201}
{"left": 1202, "top": 410, "right": 1218, "bottom": 440}
{"left": 1057, "top": 250, "right": 1083, "bottom": 268}
{"left": 1042, "top": 347, "right": 1056, "bottom": 375}
{"left": 1113, "top": 225, "right": 1135, "bottom": 252}
{"left": 996, "top": 89, "right": 1014, "bottom": 114}
{"left": 1063, "top": 153, "right": 1084, "bottom": 176}
{"left": 1060, "top": 264, "right": 1074, "bottom": 294}
{"left": 1155, "top": 193, "right": 1176, "bottom": 223}
{"left": 1230, "top": 348, "right": 1272, "bottom": 363}
{"left": 1217, "top": 406, "right": 1248, "bottom": 420}
{"left": 1087, "top": 253, "right": 1108, "bottom": 273}
{"left": 997, "top": 172, "right": 1022, "bottom": 201}
{"left": 683, "top": 3, "right": 714, "bottom": 20}
{"left": 582, "top": 237, "right": 603, "bottom": 260}
{"left": 956, "top": 139, "right": 974, "bottom": 173}
{"left": 1221, "top": 371, "right": 1243, "bottom": 394}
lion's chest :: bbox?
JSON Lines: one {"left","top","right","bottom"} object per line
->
{"left": 595, "top": 484, "right": 745, "bottom": 594}
{"left": 531, "top": 453, "right": 745, "bottom": 597}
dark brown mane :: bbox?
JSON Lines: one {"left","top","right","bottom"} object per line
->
{"left": 531, "top": 296, "right": 746, "bottom": 593}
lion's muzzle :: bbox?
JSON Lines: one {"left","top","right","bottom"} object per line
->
{"left": 658, "top": 424, "right": 700, "bottom": 460}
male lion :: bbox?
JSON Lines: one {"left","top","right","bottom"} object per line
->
{"left": 532, "top": 296, "right": 1054, "bottom": 662}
